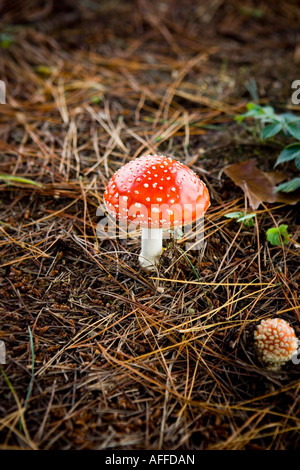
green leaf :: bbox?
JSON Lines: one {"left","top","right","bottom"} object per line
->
{"left": 244, "top": 219, "right": 254, "bottom": 227}
{"left": 235, "top": 103, "right": 264, "bottom": 123}
{"left": 260, "top": 105, "right": 276, "bottom": 119}
{"left": 266, "top": 225, "right": 290, "bottom": 246}
{"left": 224, "top": 211, "right": 256, "bottom": 227}
{"left": 261, "top": 123, "right": 283, "bottom": 140}
{"left": 286, "top": 123, "right": 300, "bottom": 140}
{"left": 236, "top": 213, "right": 257, "bottom": 222}
{"left": 281, "top": 112, "right": 300, "bottom": 124}
{"left": 275, "top": 177, "right": 300, "bottom": 193}
{"left": 235, "top": 111, "right": 256, "bottom": 123}
{"left": 224, "top": 212, "right": 244, "bottom": 219}
{"left": 295, "top": 155, "right": 300, "bottom": 170}
{"left": 234, "top": 115, "right": 245, "bottom": 124}
{"left": 0, "top": 174, "right": 43, "bottom": 187}
{"left": 274, "top": 143, "right": 300, "bottom": 166}
{"left": 247, "top": 103, "right": 260, "bottom": 111}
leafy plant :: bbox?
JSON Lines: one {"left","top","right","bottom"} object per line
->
{"left": 224, "top": 211, "right": 257, "bottom": 227}
{"left": 274, "top": 142, "right": 300, "bottom": 168}
{"left": 236, "top": 103, "right": 300, "bottom": 139}
{"left": 274, "top": 177, "right": 300, "bottom": 193}
{"left": 266, "top": 224, "right": 290, "bottom": 246}
{"left": 236, "top": 103, "right": 300, "bottom": 192}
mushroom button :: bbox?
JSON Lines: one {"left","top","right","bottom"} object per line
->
{"left": 254, "top": 318, "right": 298, "bottom": 371}
{"left": 104, "top": 154, "right": 210, "bottom": 269}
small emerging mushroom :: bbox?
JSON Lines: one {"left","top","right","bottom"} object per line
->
{"left": 104, "top": 154, "right": 210, "bottom": 269}
{"left": 254, "top": 318, "right": 298, "bottom": 371}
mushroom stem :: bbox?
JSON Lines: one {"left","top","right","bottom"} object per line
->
{"left": 139, "top": 228, "right": 163, "bottom": 270}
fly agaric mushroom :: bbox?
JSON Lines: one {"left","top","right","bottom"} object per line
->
{"left": 103, "top": 154, "right": 210, "bottom": 269}
{"left": 254, "top": 318, "right": 298, "bottom": 371}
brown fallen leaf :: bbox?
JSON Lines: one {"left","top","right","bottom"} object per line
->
{"left": 223, "top": 159, "right": 300, "bottom": 210}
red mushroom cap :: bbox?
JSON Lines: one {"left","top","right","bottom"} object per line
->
{"left": 104, "top": 154, "right": 210, "bottom": 228}
{"left": 254, "top": 318, "right": 298, "bottom": 370}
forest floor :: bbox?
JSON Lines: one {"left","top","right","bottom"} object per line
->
{"left": 0, "top": 0, "right": 300, "bottom": 450}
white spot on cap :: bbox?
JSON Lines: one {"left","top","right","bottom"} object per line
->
{"left": 152, "top": 207, "right": 159, "bottom": 213}
{"left": 123, "top": 196, "right": 128, "bottom": 201}
{"left": 135, "top": 203, "right": 141, "bottom": 208}
{"left": 144, "top": 183, "right": 149, "bottom": 188}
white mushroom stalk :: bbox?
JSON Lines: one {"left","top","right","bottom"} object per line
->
{"left": 139, "top": 227, "right": 163, "bottom": 269}
{"left": 103, "top": 154, "right": 210, "bottom": 271}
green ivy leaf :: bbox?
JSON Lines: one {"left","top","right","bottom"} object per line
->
{"left": 281, "top": 112, "right": 300, "bottom": 124}
{"left": 274, "top": 177, "right": 300, "bottom": 193}
{"left": 274, "top": 143, "right": 300, "bottom": 166}
{"left": 286, "top": 123, "right": 300, "bottom": 140}
{"left": 266, "top": 225, "right": 290, "bottom": 246}
{"left": 261, "top": 123, "right": 283, "bottom": 140}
